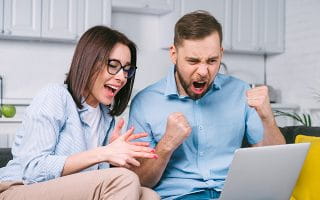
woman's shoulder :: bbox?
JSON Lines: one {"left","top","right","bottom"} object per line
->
{"left": 28, "top": 84, "right": 74, "bottom": 115}
{"left": 33, "top": 84, "right": 71, "bottom": 102}
{"left": 37, "top": 83, "right": 69, "bottom": 96}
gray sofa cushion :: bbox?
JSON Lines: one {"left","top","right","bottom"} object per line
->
{"left": 0, "top": 148, "right": 13, "bottom": 168}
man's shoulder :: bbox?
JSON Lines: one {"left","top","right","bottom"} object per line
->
{"left": 217, "top": 74, "right": 250, "bottom": 89}
{"left": 133, "top": 78, "right": 166, "bottom": 100}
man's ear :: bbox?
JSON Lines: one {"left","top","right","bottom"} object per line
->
{"left": 169, "top": 45, "right": 177, "bottom": 65}
{"left": 220, "top": 47, "right": 224, "bottom": 58}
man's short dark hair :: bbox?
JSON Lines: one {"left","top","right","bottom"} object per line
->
{"left": 174, "top": 10, "right": 223, "bottom": 47}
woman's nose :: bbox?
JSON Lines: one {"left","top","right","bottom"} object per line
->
{"left": 114, "top": 68, "right": 127, "bottom": 82}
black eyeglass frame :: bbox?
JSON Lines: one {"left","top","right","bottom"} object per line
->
{"left": 106, "top": 59, "right": 137, "bottom": 78}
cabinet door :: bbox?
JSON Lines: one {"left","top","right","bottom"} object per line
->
{"left": 77, "top": 0, "right": 111, "bottom": 38}
{"left": 181, "top": 0, "right": 232, "bottom": 50}
{"left": 0, "top": 0, "right": 3, "bottom": 33}
{"left": 42, "top": 0, "right": 77, "bottom": 40}
{"left": 232, "top": 0, "right": 260, "bottom": 52}
{"left": 158, "top": 0, "right": 181, "bottom": 49}
{"left": 112, "top": 0, "right": 173, "bottom": 15}
{"left": 261, "top": 0, "right": 285, "bottom": 53}
{"left": 3, "top": 0, "right": 41, "bottom": 37}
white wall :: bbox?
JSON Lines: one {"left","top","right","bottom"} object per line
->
{"left": 267, "top": 0, "right": 320, "bottom": 125}
{"left": 0, "top": 40, "right": 74, "bottom": 100}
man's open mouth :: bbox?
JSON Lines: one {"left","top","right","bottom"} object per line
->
{"left": 191, "top": 81, "right": 207, "bottom": 94}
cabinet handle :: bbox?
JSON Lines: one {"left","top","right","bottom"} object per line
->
{"left": 1, "top": 30, "right": 4, "bottom": 34}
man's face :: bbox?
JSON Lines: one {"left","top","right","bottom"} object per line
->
{"left": 170, "top": 32, "right": 223, "bottom": 100}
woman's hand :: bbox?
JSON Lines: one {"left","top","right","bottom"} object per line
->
{"left": 109, "top": 118, "right": 150, "bottom": 146}
{"left": 101, "top": 119, "right": 157, "bottom": 168}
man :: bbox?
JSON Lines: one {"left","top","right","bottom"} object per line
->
{"left": 128, "top": 11, "right": 285, "bottom": 200}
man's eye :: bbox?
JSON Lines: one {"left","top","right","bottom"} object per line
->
{"left": 188, "top": 60, "right": 198, "bottom": 65}
{"left": 208, "top": 59, "right": 217, "bottom": 65}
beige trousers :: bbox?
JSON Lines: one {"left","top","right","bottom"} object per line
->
{"left": 0, "top": 168, "right": 160, "bottom": 200}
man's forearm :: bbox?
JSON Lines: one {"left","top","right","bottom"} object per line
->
{"left": 132, "top": 139, "right": 174, "bottom": 188}
{"left": 262, "top": 117, "right": 286, "bottom": 145}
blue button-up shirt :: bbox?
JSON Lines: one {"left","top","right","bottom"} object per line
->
{"left": 128, "top": 66, "right": 263, "bottom": 200}
{"left": 0, "top": 84, "right": 114, "bottom": 184}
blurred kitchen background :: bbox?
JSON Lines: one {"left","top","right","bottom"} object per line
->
{"left": 1, "top": 0, "right": 320, "bottom": 147}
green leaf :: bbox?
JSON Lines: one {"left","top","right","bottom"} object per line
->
{"left": 274, "top": 110, "right": 312, "bottom": 127}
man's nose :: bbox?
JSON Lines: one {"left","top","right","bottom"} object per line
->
{"left": 196, "top": 64, "right": 209, "bottom": 76}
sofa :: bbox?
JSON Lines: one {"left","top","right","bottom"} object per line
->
{"left": 0, "top": 148, "right": 12, "bottom": 168}
{"left": 1, "top": 126, "right": 320, "bottom": 168}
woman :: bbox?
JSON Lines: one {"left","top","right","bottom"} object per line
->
{"left": 0, "top": 26, "right": 159, "bottom": 199}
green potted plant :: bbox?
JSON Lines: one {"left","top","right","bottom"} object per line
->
{"left": 274, "top": 110, "right": 312, "bottom": 127}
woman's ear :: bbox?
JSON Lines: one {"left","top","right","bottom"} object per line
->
{"left": 169, "top": 45, "right": 177, "bottom": 65}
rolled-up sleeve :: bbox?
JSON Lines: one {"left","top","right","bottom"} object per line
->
{"left": 245, "top": 105, "right": 264, "bottom": 145}
{"left": 14, "top": 85, "right": 68, "bottom": 184}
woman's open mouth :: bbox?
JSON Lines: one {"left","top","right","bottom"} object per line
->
{"left": 104, "top": 84, "right": 119, "bottom": 96}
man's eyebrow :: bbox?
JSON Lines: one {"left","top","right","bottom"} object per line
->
{"left": 185, "top": 57, "right": 200, "bottom": 61}
{"left": 207, "top": 55, "right": 220, "bottom": 60}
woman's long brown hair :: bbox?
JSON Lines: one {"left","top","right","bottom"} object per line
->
{"left": 65, "top": 26, "right": 137, "bottom": 116}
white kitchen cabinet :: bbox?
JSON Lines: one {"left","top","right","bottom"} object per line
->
{"left": 0, "top": 0, "right": 111, "bottom": 41}
{"left": 112, "top": 0, "right": 174, "bottom": 15}
{"left": 159, "top": 0, "right": 285, "bottom": 54}
{"left": 261, "top": 0, "right": 285, "bottom": 53}
{"left": 41, "top": 0, "right": 77, "bottom": 40}
{"left": 3, "top": 0, "right": 41, "bottom": 37}
{"left": 78, "top": 0, "right": 111, "bottom": 38}
{"left": 159, "top": 0, "right": 232, "bottom": 49}
{"left": 232, "top": 0, "right": 285, "bottom": 54}
{"left": 232, "top": 0, "right": 259, "bottom": 52}
{"left": 181, "top": 0, "right": 232, "bottom": 50}
{"left": 0, "top": 0, "right": 3, "bottom": 33}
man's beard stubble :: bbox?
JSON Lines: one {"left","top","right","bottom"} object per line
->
{"left": 174, "top": 64, "right": 209, "bottom": 100}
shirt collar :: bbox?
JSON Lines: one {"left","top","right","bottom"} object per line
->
{"left": 164, "top": 66, "right": 222, "bottom": 98}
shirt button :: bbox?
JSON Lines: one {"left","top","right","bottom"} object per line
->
{"left": 199, "top": 126, "right": 203, "bottom": 131}
{"left": 199, "top": 152, "right": 204, "bottom": 156}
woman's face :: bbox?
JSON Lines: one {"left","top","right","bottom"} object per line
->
{"left": 86, "top": 43, "right": 131, "bottom": 107}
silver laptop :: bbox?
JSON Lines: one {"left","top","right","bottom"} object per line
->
{"left": 219, "top": 143, "right": 310, "bottom": 200}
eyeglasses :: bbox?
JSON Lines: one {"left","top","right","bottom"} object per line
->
{"left": 106, "top": 59, "right": 137, "bottom": 78}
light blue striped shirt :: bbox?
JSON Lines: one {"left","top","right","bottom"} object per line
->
{"left": 0, "top": 84, "right": 114, "bottom": 184}
{"left": 128, "top": 66, "right": 264, "bottom": 200}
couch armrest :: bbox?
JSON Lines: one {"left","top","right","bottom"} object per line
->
{"left": 0, "top": 148, "right": 13, "bottom": 168}
{"left": 279, "top": 126, "right": 320, "bottom": 143}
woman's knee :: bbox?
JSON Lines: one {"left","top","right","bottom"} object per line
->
{"left": 99, "top": 168, "right": 140, "bottom": 185}
{"left": 140, "top": 187, "right": 160, "bottom": 200}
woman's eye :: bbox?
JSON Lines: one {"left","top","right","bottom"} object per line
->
{"left": 123, "top": 65, "right": 132, "bottom": 71}
{"left": 108, "top": 64, "right": 118, "bottom": 69}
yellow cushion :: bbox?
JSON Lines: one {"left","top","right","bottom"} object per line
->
{"left": 290, "top": 135, "right": 320, "bottom": 200}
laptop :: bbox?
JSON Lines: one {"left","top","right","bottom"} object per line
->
{"left": 219, "top": 143, "right": 310, "bottom": 200}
